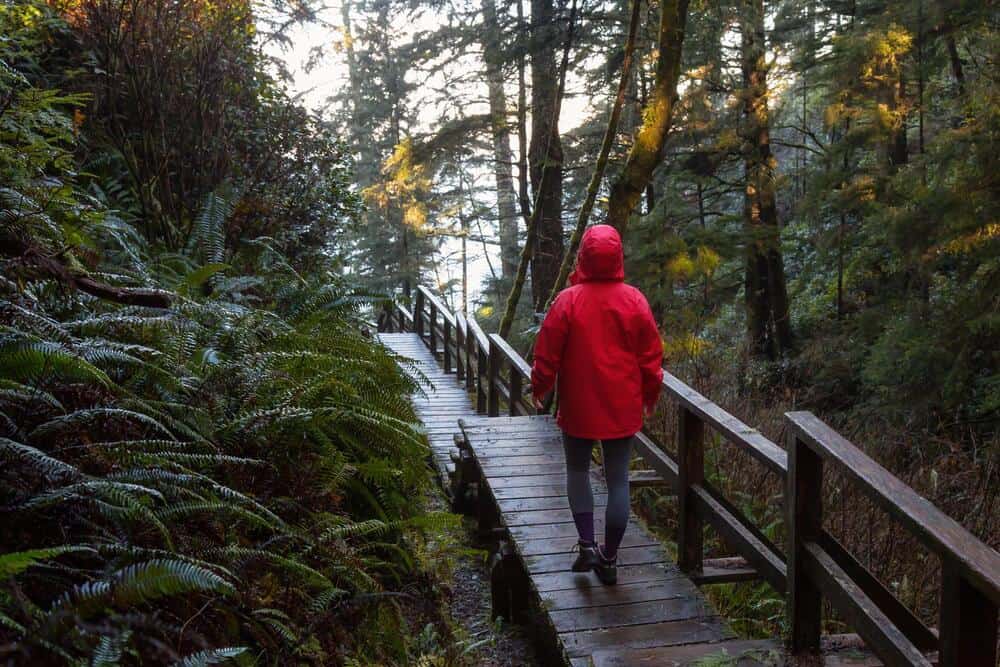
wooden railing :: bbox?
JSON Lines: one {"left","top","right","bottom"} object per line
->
{"left": 379, "top": 285, "right": 1000, "bottom": 667}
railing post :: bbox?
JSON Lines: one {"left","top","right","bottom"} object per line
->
{"left": 443, "top": 316, "right": 452, "bottom": 373}
{"left": 939, "top": 563, "right": 998, "bottom": 667}
{"left": 787, "top": 430, "right": 823, "bottom": 654}
{"left": 677, "top": 406, "right": 704, "bottom": 573}
{"left": 455, "top": 316, "right": 464, "bottom": 381}
{"left": 487, "top": 337, "right": 500, "bottom": 417}
{"left": 509, "top": 362, "right": 522, "bottom": 416}
{"left": 414, "top": 289, "right": 425, "bottom": 338}
{"left": 476, "top": 344, "right": 487, "bottom": 414}
{"left": 468, "top": 327, "right": 477, "bottom": 394}
{"left": 428, "top": 303, "right": 437, "bottom": 355}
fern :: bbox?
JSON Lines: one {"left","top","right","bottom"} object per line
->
{"left": 0, "top": 546, "right": 94, "bottom": 578}
{"left": 90, "top": 630, "right": 131, "bottom": 666}
{"left": 0, "top": 338, "right": 112, "bottom": 387}
{"left": 187, "top": 190, "right": 235, "bottom": 266}
{"left": 173, "top": 647, "right": 246, "bottom": 667}
{"left": 54, "top": 559, "right": 234, "bottom": 613}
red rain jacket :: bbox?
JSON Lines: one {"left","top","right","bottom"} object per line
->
{"left": 530, "top": 225, "right": 664, "bottom": 440}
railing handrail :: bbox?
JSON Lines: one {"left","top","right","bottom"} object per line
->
{"left": 488, "top": 333, "right": 531, "bottom": 381}
{"left": 662, "top": 370, "right": 787, "bottom": 476}
{"left": 380, "top": 282, "right": 999, "bottom": 667}
{"left": 416, "top": 285, "right": 456, "bottom": 328}
{"left": 787, "top": 410, "right": 1000, "bottom": 605}
{"left": 465, "top": 313, "right": 490, "bottom": 355}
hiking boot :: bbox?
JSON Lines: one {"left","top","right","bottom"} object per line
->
{"left": 571, "top": 541, "right": 598, "bottom": 572}
{"left": 593, "top": 547, "right": 617, "bottom": 585}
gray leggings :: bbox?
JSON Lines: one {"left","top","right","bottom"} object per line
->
{"left": 563, "top": 433, "right": 633, "bottom": 553}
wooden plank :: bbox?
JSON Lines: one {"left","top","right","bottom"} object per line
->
{"left": 488, "top": 474, "right": 597, "bottom": 490}
{"left": 459, "top": 414, "right": 559, "bottom": 427}
{"left": 788, "top": 411, "right": 1000, "bottom": 606}
{"left": 473, "top": 444, "right": 565, "bottom": 458}
{"left": 588, "top": 639, "right": 781, "bottom": 667}
{"left": 692, "top": 557, "right": 760, "bottom": 586}
{"left": 532, "top": 563, "right": 683, "bottom": 593}
{"left": 516, "top": 532, "right": 656, "bottom": 557}
{"left": 502, "top": 507, "right": 578, "bottom": 526}
{"left": 558, "top": 617, "right": 733, "bottom": 657}
{"left": 482, "top": 463, "right": 566, "bottom": 477}
{"left": 540, "top": 578, "right": 699, "bottom": 611}
{"left": 478, "top": 454, "right": 566, "bottom": 467}
{"left": 497, "top": 494, "right": 609, "bottom": 513}
{"left": 628, "top": 470, "right": 670, "bottom": 488}
{"left": 551, "top": 597, "right": 712, "bottom": 632}
{"left": 524, "top": 545, "right": 668, "bottom": 574}
{"left": 509, "top": 520, "right": 649, "bottom": 542}
{"left": 493, "top": 485, "right": 578, "bottom": 500}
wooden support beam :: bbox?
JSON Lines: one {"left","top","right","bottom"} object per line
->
{"left": 677, "top": 406, "right": 704, "bottom": 573}
{"left": 788, "top": 430, "right": 823, "bottom": 654}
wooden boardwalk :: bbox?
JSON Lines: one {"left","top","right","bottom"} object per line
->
{"left": 376, "top": 286, "right": 1000, "bottom": 667}
{"left": 380, "top": 332, "right": 782, "bottom": 665}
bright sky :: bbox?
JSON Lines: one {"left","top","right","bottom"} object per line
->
{"left": 263, "top": 4, "right": 597, "bottom": 315}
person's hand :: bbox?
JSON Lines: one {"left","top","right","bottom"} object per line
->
{"left": 533, "top": 395, "right": 544, "bottom": 411}
{"left": 643, "top": 404, "right": 654, "bottom": 419}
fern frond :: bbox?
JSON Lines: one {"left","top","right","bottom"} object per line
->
{"left": 0, "top": 437, "right": 80, "bottom": 480}
{"left": 29, "top": 408, "right": 176, "bottom": 442}
{"left": 91, "top": 630, "right": 131, "bottom": 666}
{"left": 0, "top": 338, "right": 112, "bottom": 387}
{"left": 0, "top": 545, "right": 95, "bottom": 578}
{"left": 172, "top": 647, "right": 246, "bottom": 667}
{"left": 54, "top": 560, "right": 234, "bottom": 613}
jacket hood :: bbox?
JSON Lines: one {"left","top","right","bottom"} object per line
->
{"left": 569, "top": 225, "right": 625, "bottom": 284}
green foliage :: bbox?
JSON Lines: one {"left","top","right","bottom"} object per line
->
{"left": 0, "top": 3, "right": 451, "bottom": 663}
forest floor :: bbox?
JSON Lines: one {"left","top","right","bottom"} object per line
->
{"left": 424, "top": 489, "right": 541, "bottom": 666}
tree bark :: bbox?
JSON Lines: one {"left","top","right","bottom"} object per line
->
{"left": 528, "top": 0, "right": 565, "bottom": 310}
{"left": 482, "top": 0, "right": 520, "bottom": 277}
{"left": 498, "top": 0, "right": 576, "bottom": 338}
{"left": 741, "top": 0, "right": 792, "bottom": 358}
{"left": 516, "top": 0, "right": 532, "bottom": 226}
{"left": 604, "top": 0, "right": 690, "bottom": 231}
{"left": 946, "top": 35, "right": 965, "bottom": 96}
{"left": 543, "top": 0, "right": 642, "bottom": 310}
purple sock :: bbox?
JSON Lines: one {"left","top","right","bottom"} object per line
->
{"left": 572, "top": 512, "right": 594, "bottom": 545}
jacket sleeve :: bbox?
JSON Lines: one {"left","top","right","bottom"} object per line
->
{"left": 634, "top": 293, "right": 664, "bottom": 410}
{"left": 530, "top": 292, "right": 570, "bottom": 400}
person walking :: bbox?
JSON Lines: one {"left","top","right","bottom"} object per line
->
{"left": 530, "top": 224, "right": 663, "bottom": 585}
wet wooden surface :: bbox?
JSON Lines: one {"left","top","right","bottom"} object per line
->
{"left": 379, "top": 332, "right": 772, "bottom": 664}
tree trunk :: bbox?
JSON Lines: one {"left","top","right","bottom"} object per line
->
{"left": 946, "top": 35, "right": 964, "bottom": 96}
{"left": 741, "top": 0, "right": 792, "bottom": 358}
{"left": 543, "top": 0, "right": 642, "bottom": 309}
{"left": 604, "top": 0, "right": 690, "bottom": 231}
{"left": 529, "top": 0, "right": 565, "bottom": 310}
{"left": 498, "top": 0, "right": 576, "bottom": 337}
{"left": 516, "top": 0, "right": 532, "bottom": 226}
{"left": 482, "top": 0, "right": 520, "bottom": 278}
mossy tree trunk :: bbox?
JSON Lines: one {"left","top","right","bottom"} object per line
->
{"left": 604, "top": 0, "right": 691, "bottom": 232}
